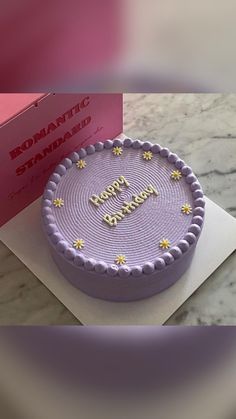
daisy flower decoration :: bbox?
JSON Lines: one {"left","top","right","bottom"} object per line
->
{"left": 171, "top": 170, "right": 182, "bottom": 181}
{"left": 112, "top": 146, "right": 123, "bottom": 156}
{"left": 115, "top": 254, "right": 126, "bottom": 265}
{"left": 159, "top": 238, "right": 170, "bottom": 250}
{"left": 53, "top": 198, "right": 64, "bottom": 208}
{"left": 181, "top": 203, "right": 192, "bottom": 215}
{"left": 73, "top": 239, "right": 85, "bottom": 250}
{"left": 142, "top": 151, "right": 153, "bottom": 161}
{"left": 76, "top": 159, "right": 87, "bottom": 169}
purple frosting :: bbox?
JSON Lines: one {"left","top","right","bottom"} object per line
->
{"left": 85, "top": 258, "right": 96, "bottom": 271}
{"left": 86, "top": 145, "right": 96, "bottom": 155}
{"left": 47, "top": 145, "right": 198, "bottom": 265}
{"left": 154, "top": 258, "right": 166, "bottom": 270}
{"left": 51, "top": 232, "right": 63, "bottom": 244}
{"left": 151, "top": 144, "right": 161, "bottom": 154}
{"left": 194, "top": 197, "right": 205, "bottom": 207}
{"left": 193, "top": 207, "right": 205, "bottom": 217}
{"left": 79, "top": 148, "right": 87, "bottom": 158}
{"left": 160, "top": 147, "right": 169, "bottom": 157}
{"left": 44, "top": 189, "right": 54, "bottom": 200}
{"left": 178, "top": 240, "right": 190, "bottom": 253}
{"left": 42, "top": 138, "right": 205, "bottom": 301}
{"left": 143, "top": 262, "right": 155, "bottom": 274}
{"left": 56, "top": 164, "right": 66, "bottom": 176}
{"left": 169, "top": 246, "right": 182, "bottom": 259}
{"left": 193, "top": 189, "right": 203, "bottom": 199}
{"left": 43, "top": 199, "right": 52, "bottom": 207}
{"left": 95, "top": 261, "right": 107, "bottom": 274}
{"left": 175, "top": 159, "right": 185, "bottom": 169}
{"left": 57, "top": 240, "right": 68, "bottom": 253}
{"left": 131, "top": 266, "right": 143, "bottom": 276}
{"left": 42, "top": 207, "right": 52, "bottom": 216}
{"left": 62, "top": 158, "right": 73, "bottom": 169}
{"left": 107, "top": 264, "right": 119, "bottom": 276}
{"left": 104, "top": 139, "right": 113, "bottom": 149}
{"left": 43, "top": 214, "right": 55, "bottom": 225}
{"left": 124, "top": 138, "right": 133, "bottom": 148}
{"left": 45, "top": 224, "right": 57, "bottom": 235}
{"left": 113, "top": 138, "right": 123, "bottom": 147}
{"left": 192, "top": 215, "right": 204, "bottom": 226}
{"left": 163, "top": 252, "right": 174, "bottom": 265}
{"left": 186, "top": 174, "right": 197, "bottom": 184}
{"left": 65, "top": 248, "right": 76, "bottom": 261}
{"left": 132, "top": 139, "right": 142, "bottom": 149}
{"left": 50, "top": 173, "right": 61, "bottom": 184}
{"left": 185, "top": 232, "right": 196, "bottom": 244}
{"left": 69, "top": 151, "right": 80, "bottom": 162}
{"left": 168, "top": 153, "right": 178, "bottom": 164}
{"left": 94, "top": 142, "right": 104, "bottom": 151}
{"left": 188, "top": 224, "right": 201, "bottom": 236}
{"left": 191, "top": 182, "right": 201, "bottom": 191}
{"left": 142, "top": 141, "right": 152, "bottom": 151}
{"left": 181, "top": 165, "right": 192, "bottom": 176}
{"left": 74, "top": 254, "right": 85, "bottom": 266}
{"left": 46, "top": 181, "right": 57, "bottom": 191}
{"left": 118, "top": 265, "right": 131, "bottom": 277}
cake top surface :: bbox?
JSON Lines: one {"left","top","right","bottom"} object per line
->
{"left": 42, "top": 138, "right": 205, "bottom": 275}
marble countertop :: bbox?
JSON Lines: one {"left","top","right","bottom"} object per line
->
{"left": 0, "top": 93, "right": 235, "bottom": 325}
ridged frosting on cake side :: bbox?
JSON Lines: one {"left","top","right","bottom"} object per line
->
{"left": 42, "top": 138, "right": 205, "bottom": 278}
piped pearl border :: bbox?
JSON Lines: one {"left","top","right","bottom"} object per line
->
{"left": 42, "top": 138, "right": 205, "bottom": 277}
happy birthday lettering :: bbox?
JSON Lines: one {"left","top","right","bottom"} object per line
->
{"left": 103, "top": 184, "right": 158, "bottom": 227}
{"left": 89, "top": 176, "right": 159, "bottom": 227}
{"left": 89, "top": 175, "right": 130, "bottom": 207}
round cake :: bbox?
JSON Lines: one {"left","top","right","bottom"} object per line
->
{"left": 41, "top": 138, "right": 205, "bottom": 301}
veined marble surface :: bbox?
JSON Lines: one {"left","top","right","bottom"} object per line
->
{"left": 0, "top": 94, "right": 236, "bottom": 325}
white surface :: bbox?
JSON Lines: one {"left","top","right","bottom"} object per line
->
{"left": 0, "top": 194, "right": 236, "bottom": 325}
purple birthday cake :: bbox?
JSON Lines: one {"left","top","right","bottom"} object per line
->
{"left": 41, "top": 138, "right": 205, "bottom": 301}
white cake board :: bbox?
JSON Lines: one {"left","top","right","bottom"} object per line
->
{"left": 1, "top": 193, "right": 236, "bottom": 325}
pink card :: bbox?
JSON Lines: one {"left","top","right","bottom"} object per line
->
{"left": 0, "top": 93, "right": 123, "bottom": 226}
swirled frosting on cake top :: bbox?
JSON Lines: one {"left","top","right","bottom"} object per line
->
{"left": 42, "top": 138, "right": 205, "bottom": 274}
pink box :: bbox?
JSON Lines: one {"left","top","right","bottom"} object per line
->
{"left": 0, "top": 93, "right": 123, "bottom": 226}
{"left": 0, "top": 2, "right": 121, "bottom": 91}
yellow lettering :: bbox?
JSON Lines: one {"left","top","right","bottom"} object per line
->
{"left": 118, "top": 175, "right": 130, "bottom": 187}
{"left": 106, "top": 185, "right": 117, "bottom": 196}
{"left": 145, "top": 184, "right": 158, "bottom": 195}
{"left": 133, "top": 195, "right": 144, "bottom": 204}
{"left": 112, "top": 181, "right": 122, "bottom": 192}
{"left": 103, "top": 214, "right": 117, "bottom": 226}
{"left": 89, "top": 194, "right": 103, "bottom": 206}
{"left": 100, "top": 192, "right": 110, "bottom": 200}
{"left": 91, "top": 180, "right": 159, "bottom": 226}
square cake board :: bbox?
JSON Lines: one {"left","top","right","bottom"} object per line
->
{"left": 1, "top": 193, "right": 236, "bottom": 325}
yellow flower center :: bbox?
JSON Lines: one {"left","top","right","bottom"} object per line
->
{"left": 159, "top": 239, "right": 170, "bottom": 249}
{"left": 76, "top": 160, "right": 86, "bottom": 169}
{"left": 53, "top": 198, "right": 64, "bottom": 208}
{"left": 181, "top": 204, "right": 192, "bottom": 215}
{"left": 112, "top": 146, "right": 123, "bottom": 156}
{"left": 143, "top": 151, "right": 153, "bottom": 161}
{"left": 171, "top": 170, "right": 182, "bottom": 180}
{"left": 115, "top": 255, "right": 126, "bottom": 265}
{"left": 73, "top": 239, "right": 85, "bottom": 250}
